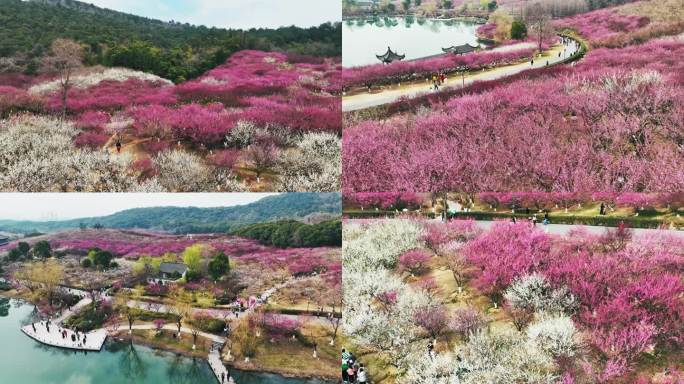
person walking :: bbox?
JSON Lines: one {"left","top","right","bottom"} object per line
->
{"left": 342, "top": 360, "right": 349, "bottom": 383}
{"left": 115, "top": 139, "right": 122, "bottom": 154}
{"left": 599, "top": 202, "right": 606, "bottom": 215}
{"left": 347, "top": 365, "right": 356, "bottom": 383}
{"left": 357, "top": 367, "right": 368, "bottom": 384}
{"left": 342, "top": 348, "right": 351, "bottom": 362}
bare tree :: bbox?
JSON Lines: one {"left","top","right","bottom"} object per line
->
{"left": 246, "top": 141, "right": 280, "bottom": 183}
{"left": 42, "top": 39, "right": 84, "bottom": 119}
{"left": 446, "top": 253, "right": 468, "bottom": 289}
{"left": 526, "top": 2, "right": 552, "bottom": 53}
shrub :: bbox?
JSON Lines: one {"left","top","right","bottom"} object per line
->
{"left": 504, "top": 274, "right": 577, "bottom": 314}
{"left": 450, "top": 307, "right": 487, "bottom": 340}
{"left": 527, "top": 315, "right": 579, "bottom": 358}
{"left": 413, "top": 306, "right": 449, "bottom": 339}
{"left": 398, "top": 249, "right": 431, "bottom": 275}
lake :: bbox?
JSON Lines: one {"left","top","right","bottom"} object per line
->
{"left": 0, "top": 297, "right": 333, "bottom": 384}
{"left": 343, "top": 16, "right": 481, "bottom": 67}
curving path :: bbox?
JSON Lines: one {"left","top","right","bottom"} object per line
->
{"left": 342, "top": 38, "right": 581, "bottom": 111}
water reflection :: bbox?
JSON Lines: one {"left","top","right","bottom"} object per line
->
{"left": 0, "top": 298, "right": 332, "bottom": 384}
{"left": 343, "top": 16, "right": 480, "bottom": 67}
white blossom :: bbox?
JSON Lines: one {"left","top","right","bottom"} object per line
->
{"left": 527, "top": 314, "right": 579, "bottom": 358}
{"left": 28, "top": 67, "right": 172, "bottom": 94}
{"left": 453, "top": 328, "right": 557, "bottom": 384}
{"left": 224, "top": 121, "right": 266, "bottom": 148}
{"left": 343, "top": 219, "right": 424, "bottom": 270}
{"left": 504, "top": 273, "right": 577, "bottom": 314}
{"left": 154, "top": 150, "right": 244, "bottom": 192}
{"left": 0, "top": 114, "right": 142, "bottom": 191}
{"left": 275, "top": 132, "right": 340, "bottom": 192}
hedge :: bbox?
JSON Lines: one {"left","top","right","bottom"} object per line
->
{"left": 343, "top": 210, "right": 435, "bottom": 219}
{"left": 343, "top": 210, "right": 679, "bottom": 229}
{"left": 447, "top": 211, "right": 678, "bottom": 229}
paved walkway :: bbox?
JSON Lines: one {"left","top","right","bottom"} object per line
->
{"left": 209, "top": 347, "right": 235, "bottom": 384}
{"left": 342, "top": 37, "right": 580, "bottom": 111}
{"left": 432, "top": 217, "right": 683, "bottom": 237}
{"left": 54, "top": 296, "right": 92, "bottom": 324}
{"left": 21, "top": 320, "right": 107, "bottom": 351}
{"left": 471, "top": 219, "right": 684, "bottom": 237}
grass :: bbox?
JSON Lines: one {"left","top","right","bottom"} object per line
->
{"left": 229, "top": 323, "right": 339, "bottom": 379}
{"left": 129, "top": 328, "right": 210, "bottom": 358}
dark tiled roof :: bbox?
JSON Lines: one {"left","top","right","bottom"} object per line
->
{"left": 159, "top": 262, "right": 188, "bottom": 274}
{"left": 442, "top": 43, "right": 479, "bottom": 54}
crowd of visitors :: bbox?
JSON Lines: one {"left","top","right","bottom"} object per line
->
{"left": 341, "top": 348, "right": 368, "bottom": 383}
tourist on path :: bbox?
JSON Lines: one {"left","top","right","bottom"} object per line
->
{"left": 342, "top": 348, "right": 351, "bottom": 362}
{"left": 347, "top": 365, "right": 356, "bottom": 383}
{"left": 116, "top": 139, "right": 122, "bottom": 154}
{"left": 358, "top": 367, "right": 368, "bottom": 383}
{"left": 342, "top": 360, "right": 349, "bottom": 382}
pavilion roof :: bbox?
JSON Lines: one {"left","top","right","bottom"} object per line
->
{"left": 442, "top": 43, "right": 479, "bottom": 55}
{"left": 376, "top": 47, "right": 405, "bottom": 63}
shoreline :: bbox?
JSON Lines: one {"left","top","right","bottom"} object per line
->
{"left": 343, "top": 14, "right": 487, "bottom": 24}
{"left": 3, "top": 295, "right": 336, "bottom": 382}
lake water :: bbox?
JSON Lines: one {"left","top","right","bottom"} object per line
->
{"left": 0, "top": 297, "right": 334, "bottom": 384}
{"left": 343, "top": 16, "right": 480, "bottom": 67}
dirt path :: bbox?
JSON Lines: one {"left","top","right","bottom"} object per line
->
{"left": 102, "top": 133, "right": 152, "bottom": 159}
{"left": 342, "top": 38, "right": 580, "bottom": 111}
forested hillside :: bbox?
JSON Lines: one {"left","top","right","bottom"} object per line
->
{"left": 233, "top": 220, "right": 342, "bottom": 248}
{"left": 0, "top": 193, "right": 341, "bottom": 234}
{"left": 0, "top": 0, "right": 341, "bottom": 82}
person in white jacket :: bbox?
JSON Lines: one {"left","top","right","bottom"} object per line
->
{"left": 357, "top": 367, "right": 368, "bottom": 383}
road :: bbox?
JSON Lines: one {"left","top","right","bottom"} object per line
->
{"left": 342, "top": 38, "right": 580, "bottom": 111}
{"left": 469, "top": 219, "right": 684, "bottom": 237}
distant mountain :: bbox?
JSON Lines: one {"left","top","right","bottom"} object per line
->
{"left": 0, "top": 0, "right": 341, "bottom": 81}
{"left": 0, "top": 193, "right": 341, "bottom": 234}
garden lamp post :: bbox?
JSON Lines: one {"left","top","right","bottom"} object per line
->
{"left": 457, "top": 65, "right": 469, "bottom": 88}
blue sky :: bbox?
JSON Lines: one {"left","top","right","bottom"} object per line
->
{"left": 0, "top": 193, "right": 278, "bottom": 221}
{"left": 85, "top": 0, "right": 341, "bottom": 29}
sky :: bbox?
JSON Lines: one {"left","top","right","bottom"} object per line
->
{"left": 0, "top": 193, "right": 278, "bottom": 221}
{"left": 84, "top": 0, "right": 341, "bottom": 29}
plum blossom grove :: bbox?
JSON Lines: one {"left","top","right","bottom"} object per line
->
{"left": 343, "top": 33, "right": 684, "bottom": 193}
{"left": 0, "top": 229, "right": 339, "bottom": 277}
{"left": 0, "top": 50, "right": 341, "bottom": 192}
{"left": 343, "top": 191, "right": 684, "bottom": 213}
{"left": 342, "top": 47, "right": 536, "bottom": 89}
{"left": 342, "top": 217, "right": 684, "bottom": 383}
